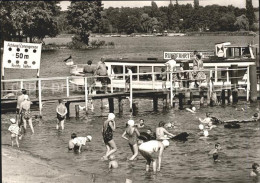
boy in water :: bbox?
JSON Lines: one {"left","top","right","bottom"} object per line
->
{"left": 68, "top": 133, "right": 92, "bottom": 153}
{"left": 136, "top": 119, "right": 145, "bottom": 128}
{"left": 56, "top": 99, "right": 67, "bottom": 130}
{"left": 209, "top": 143, "right": 221, "bottom": 162}
{"left": 138, "top": 139, "right": 169, "bottom": 172}
{"left": 108, "top": 154, "right": 118, "bottom": 169}
{"left": 250, "top": 163, "right": 260, "bottom": 177}
{"left": 8, "top": 118, "right": 22, "bottom": 148}
{"left": 156, "top": 121, "right": 175, "bottom": 140}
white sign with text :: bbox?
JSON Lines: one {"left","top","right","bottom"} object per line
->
{"left": 3, "top": 41, "right": 42, "bottom": 69}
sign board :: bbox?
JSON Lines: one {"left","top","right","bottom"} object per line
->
{"left": 163, "top": 51, "right": 214, "bottom": 60}
{"left": 215, "top": 42, "right": 231, "bottom": 58}
{"left": 3, "top": 41, "right": 42, "bottom": 69}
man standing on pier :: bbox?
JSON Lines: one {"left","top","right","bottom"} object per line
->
{"left": 95, "top": 58, "right": 108, "bottom": 93}
{"left": 165, "top": 54, "right": 177, "bottom": 87}
{"left": 56, "top": 99, "right": 67, "bottom": 130}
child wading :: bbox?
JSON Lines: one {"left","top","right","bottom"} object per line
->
{"left": 8, "top": 118, "right": 22, "bottom": 148}
{"left": 122, "top": 120, "right": 140, "bottom": 160}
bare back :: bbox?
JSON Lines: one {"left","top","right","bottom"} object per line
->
{"left": 57, "top": 104, "right": 67, "bottom": 115}
{"left": 20, "top": 100, "right": 31, "bottom": 111}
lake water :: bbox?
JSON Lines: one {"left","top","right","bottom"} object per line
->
{"left": 1, "top": 35, "right": 260, "bottom": 183}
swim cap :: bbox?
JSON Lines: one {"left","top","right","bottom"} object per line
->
{"left": 24, "top": 95, "right": 29, "bottom": 100}
{"left": 87, "top": 135, "right": 92, "bottom": 141}
{"left": 253, "top": 113, "right": 258, "bottom": 118}
{"left": 192, "top": 107, "right": 196, "bottom": 112}
{"left": 199, "top": 124, "right": 204, "bottom": 130}
{"left": 203, "top": 130, "right": 209, "bottom": 137}
{"left": 108, "top": 113, "right": 115, "bottom": 120}
{"left": 127, "top": 120, "right": 135, "bottom": 127}
{"left": 10, "top": 118, "right": 16, "bottom": 124}
{"left": 162, "top": 140, "right": 170, "bottom": 147}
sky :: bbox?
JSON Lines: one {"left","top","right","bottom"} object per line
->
{"left": 59, "top": 0, "right": 259, "bottom": 10}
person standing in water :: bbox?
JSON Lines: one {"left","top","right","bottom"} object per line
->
{"left": 56, "top": 99, "right": 67, "bottom": 130}
{"left": 122, "top": 120, "right": 140, "bottom": 161}
{"left": 102, "top": 113, "right": 117, "bottom": 160}
{"left": 16, "top": 89, "right": 27, "bottom": 127}
{"left": 19, "top": 95, "right": 34, "bottom": 134}
{"left": 138, "top": 139, "right": 169, "bottom": 172}
{"left": 156, "top": 121, "right": 175, "bottom": 140}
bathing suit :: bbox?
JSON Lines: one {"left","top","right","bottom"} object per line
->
{"left": 22, "top": 109, "right": 31, "bottom": 120}
{"left": 128, "top": 129, "right": 138, "bottom": 146}
{"left": 103, "top": 122, "right": 113, "bottom": 144}
{"left": 57, "top": 113, "right": 65, "bottom": 121}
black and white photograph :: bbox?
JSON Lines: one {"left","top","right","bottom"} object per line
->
{"left": 1, "top": 0, "right": 259, "bottom": 182}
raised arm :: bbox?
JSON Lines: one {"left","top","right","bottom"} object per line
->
{"left": 109, "top": 121, "right": 116, "bottom": 131}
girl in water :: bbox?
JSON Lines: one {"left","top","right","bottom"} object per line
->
{"left": 102, "top": 113, "right": 117, "bottom": 160}
{"left": 122, "top": 120, "right": 140, "bottom": 161}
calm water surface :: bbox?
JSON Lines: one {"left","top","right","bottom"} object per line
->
{"left": 2, "top": 36, "right": 260, "bottom": 183}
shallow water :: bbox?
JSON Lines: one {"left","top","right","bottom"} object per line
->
{"left": 2, "top": 35, "right": 260, "bottom": 183}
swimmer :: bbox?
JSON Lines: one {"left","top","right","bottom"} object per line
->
{"left": 252, "top": 112, "right": 260, "bottom": 121}
{"left": 156, "top": 121, "right": 175, "bottom": 140}
{"left": 199, "top": 113, "right": 212, "bottom": 124}
{"left": 102, "top": 113, "right": 117, "bottom": 160}
{"left": 122, "top": 120, "right": 140, "bottom": 160}
{"left": 136, "top": 119, "right": 145, "bottom": 128}
{"left": 8, "top": 118, "right": 22, "bottom": 148}
{"left": 250, "top": 163, "right": 260, "bottom": 177}
{"left": 186, "top": 107, "right": 196, "bottom": 114}
{"left": 108, "top": 154, "right": 118, "bottom": 169}
{"left": 68, "top": 133, "right": 92, "bottom": 153}
{"left": 165, "top": 122, "right": 175, "bottom": 129}
{"left": 209, "top": 143, "right": 221, "bottom": 155}
{"left": 199, "top": 124, "right": 204, "bottom": 130}
{"left": 56, "top": 99, "right": 67, "bottom": 130}
{"left": 138, "top": 139, "right": 169, "bottom": 172}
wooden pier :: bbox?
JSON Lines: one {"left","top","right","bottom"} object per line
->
{"left": 1, "top": 66, "right": 259, "bottom": 117}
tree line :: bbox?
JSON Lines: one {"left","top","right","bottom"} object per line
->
{"left": 0, "top": 1, "right": 258, "bottom": 46}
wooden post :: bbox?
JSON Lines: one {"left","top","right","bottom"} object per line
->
{"left": 66, "top": 77, "right": 70, "bottom": 97}
{"left": 230, "top": 65, "right": 238, "bottom": 88}
{"left": 75, "top": 105, "right": 80, "bottom": 119}
{"left": 214, "top": 66, "right": 218, "bottom": 83}
{"left": 153, "top": 96, "right": 158, "bottom": 111}
{"left": 232, "top": 89, "right": 238, "bottom": 104}
{"left": 84, "top": 77, "right": 88, "bottom": 113}
{"left": 187, "top": 91, "right": 193, "bottom": 105}
{"left": 20, "top": 80, "right": 23, "bottom": 90}
{"left": 178, "top": 93, "right": 184, "bottom": 110}
{"left": 118, "top": 97, "right": 123, "bottom": 114}
{"left": 132, "top": 102, "right": 138, "bottom": 116}
{"left": 108, "top": 98, "right": 114, "bottom": 113}
{"left": 170, "top": 72, "right": 173, "bottom": 107}
{"left": 129, "top": 72, "right": 133, "bottom": 112}
{"left": 247, "top": 66, "right": 250, "bottom": 101}
{"left": 199, "top": 90, "right": 204, "bottom": 106}
{"left": 221, "top": 89, "right": 225, "bottom": 105}
{"left": 249, "top": 65, "right": 257, "bottom": 102}
{"left": 227, "top": 89, "right": 231, "bottom": 104}
{"left": 36, "top": 69, "right": 40, "bottom": 98}
{"left": 152, "top": 66, "right": 155, "bottom": 90}
{"left": 65, "top": 102, "right": 70, "bottom": 118}
{"left": 110, "top": 75, "right": 113, "bottom": 93}
{"left": 38, "top": 79, "right": 42, "bottom": 116}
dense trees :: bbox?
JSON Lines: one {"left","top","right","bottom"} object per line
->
{"left": 0, "top": 1, "right": 60, "bottom": 43}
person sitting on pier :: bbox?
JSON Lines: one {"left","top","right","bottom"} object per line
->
{"left": 250, "top": 163, "right": 260, "bottom": 177}
{"left": 95, "top": 58, "right": 108, "bottom": 93}
{"left": 8, "top": 118, "right": 22, "bottom": 148}
{"left": 56, "top": 99, "right": 67, "bottom": 131}
{"left": 68, "top": 133, "right": 92, "bottom": 153}
{"left": 19, "top": 95, "right": 34, "bottom": 134}
{"left": 156, "top": 121, "right": 175, "bottom": 140}
{"left": 16, "top": 89, "right": 28, "bottom": 127}
{"left": 122, "top": 120, "right": 140, "bottom": 161}
{"left": 83, "top": 60, "right": 96, "bottom": 94}
{"left": 102, "top": 113, "right": 117, "bottom": 160}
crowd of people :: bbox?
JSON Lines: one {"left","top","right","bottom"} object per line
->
{"left": 6, "top": 80, "right": 260, "bottom": 178}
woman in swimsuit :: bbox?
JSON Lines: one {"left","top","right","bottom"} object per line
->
{"left": 122, "top": 120, "right": 140, "bottom": 161}
{"left": 102, "top": 113, "right": 117, "bottom": 160}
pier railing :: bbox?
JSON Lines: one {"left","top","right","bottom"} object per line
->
{"left": 1, "top": 66, "right": 257, "bottom": 115}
